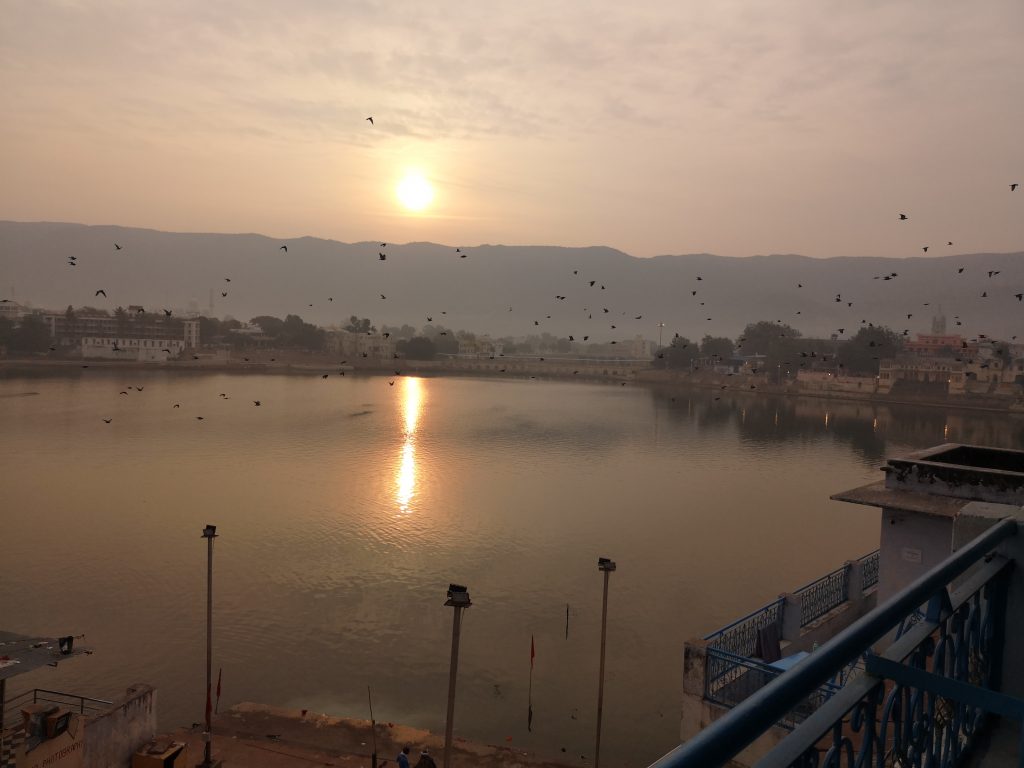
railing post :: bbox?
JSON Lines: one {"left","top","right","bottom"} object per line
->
{"left": 846, "top": 561, "right": 864, "bottom": 606}
{"left": 780, "top": 593, "right": 802, "bottom": 643}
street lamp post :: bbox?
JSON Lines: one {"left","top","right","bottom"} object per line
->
{"left": 595, "top": 557, "right": 616, "bottom": 768}
{"left": 657, "top": 322, "right": 665, "bottom": 350}
{"left": 443, "top": 584, "right": 471, "bottom": 768}
{"left": 199, "top": 524, "right": 219, "bottom": 768}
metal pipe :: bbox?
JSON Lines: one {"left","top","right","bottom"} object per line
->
{"left": 205, "top": 530, "right": 213, "bottom": 766}
{"left": 443, "top": 606, "right": 464, "bottom": 768}
{"left": 200, "top": 525, "right": 217, "bottom": 768}
{"left": 649, "top": 517, "right": 1017, "bottom": 768}
{"left": 595, "top": 569, "right": 611, "bottom": 768}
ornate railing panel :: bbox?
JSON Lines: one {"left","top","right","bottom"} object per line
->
{"left": 703, "top": 599, "right": 784, "bottom": 658}
{"left": 795, "top": 565, "right": 851, "bottom": 627}
{"left": 860, "top": 550, "right": 880, "bottom": 591}
{"left": 705, "top": 648, "right": 840, "bottom": 729}
{"left": 649, "top": 517, "right": 1019, "bottom": 768}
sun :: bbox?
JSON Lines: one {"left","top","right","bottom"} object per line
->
{"left": 396, "top": 172, "right": 435, "bottom": 212}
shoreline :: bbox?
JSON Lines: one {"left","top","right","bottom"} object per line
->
{"left": 2, "top": 357, "right": 1022, "bottom": 415}
{"left": 165, "top": 702, "right": 582, "bottom": 768}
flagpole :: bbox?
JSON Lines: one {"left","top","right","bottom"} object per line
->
{"left": 528, "top": 635, "right": 535, "bottom": 731}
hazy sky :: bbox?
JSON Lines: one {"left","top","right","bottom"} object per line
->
{"left": 3, "top": 0, "right": 1022, "bottom": 257}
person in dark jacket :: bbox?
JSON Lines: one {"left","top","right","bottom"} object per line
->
{"left": 413, "top": 749, "right": 437, "bottom": 768}
{"left": 397, "top": 746, "right": 412, "bottom": 768}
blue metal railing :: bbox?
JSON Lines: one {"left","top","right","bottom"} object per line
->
{"left": 794, "top": 564, "right": 851, "bottom": 627}
{"left": 652, "top": 518, "right": 1019, "bottom": 768}
{"left": 859, "top": 550, "right": 880, "bottom": 591}
{"left": 703, "top": 599, "right": 784, "bottom": 659}
{"left": 705, "top": 648, "right": 841, "bottom": 730}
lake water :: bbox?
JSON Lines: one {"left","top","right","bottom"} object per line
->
{"left": 2, "top": 370, "right": 1021, "bottom": 765}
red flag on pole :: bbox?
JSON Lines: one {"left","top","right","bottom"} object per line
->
{"left": 530, "top": 635, "right": 535, "bottom": 670}
{"left": 215, "top": 667, "right": 222, "bottom": 714}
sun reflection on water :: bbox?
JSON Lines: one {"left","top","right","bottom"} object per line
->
{"left": 396, "top": 377, "right": 423, "bottom": 514}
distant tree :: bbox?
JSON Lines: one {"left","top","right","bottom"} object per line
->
{"left": 282, "top": 314, "right": 325, "bottom": 350}
{"left": 344, "top": 316, "right": 374, "bottom": 334}
{"left": 736, "top": 321, "right": 803, "bottom": 370}
{"left": 250, "top": 315, "right": 285, "bottom": 337}
{"left": 662, "top": 335, "right": 697, "bottom": 369}
{"left": 9, "top": 314, "right": 51, "bottom": 354}
{"left": 198, "top": 316, "right": 225, "bottom": 343}
{"left": 700, "top": 335, "right": 733, "bottom": 361}
{"left": 398, "top": 336, "right": 437, "bottom": 360}
{"left": 839, "top": 326, "right": 904, "bottom": 375}
{"left": 382, "top": 324, "right": 417, "bottom": 340}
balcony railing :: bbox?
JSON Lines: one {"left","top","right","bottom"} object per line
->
{"left": 652, "top": 518, "right": 1020, "bottom": 768}
{"left": 2, "top": 688, "right": 112, "bottom": 734}
{"left": 794, "top": 564, "right": 851, "bottom": 628}
{"left": 859, "top": 550, "right": 880, "bottom": 591}
{"left": 704, "top": 599, "right": 785, "bottom": 659}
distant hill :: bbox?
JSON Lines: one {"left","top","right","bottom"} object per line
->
{"left": 1, "top": 220, "right": 1022, "bottom": 342}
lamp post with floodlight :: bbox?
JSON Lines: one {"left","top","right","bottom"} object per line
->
{"left": 199, "top": 524, "right": 219, "bottom": 768}
{"left": 443, "top": 584, "right": 471, "bottom": 768}
{"left": 595, "top": 557, "right": 616, "bottom": 768}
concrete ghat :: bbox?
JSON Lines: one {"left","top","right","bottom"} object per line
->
{"left": 169, "top": 702, "right": 581, "bottom": 768}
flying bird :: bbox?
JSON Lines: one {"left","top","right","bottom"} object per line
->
{"left": 922, "top": 246, "right": 928, "bottom": 253}
{"left": 1011, "top": 183, "right": 1019, "bottom": 191}
{"left": 280, "top": 245, "right": 288, "bottom": 252}
{"left": 254, "top": 401, "right": 261, "bottom": 406}
{"left": 95, "top": 289, "right": 106, "bottom": 297}
{"left": 114, "top": 243, "right": 122, "bottom": 250}
{"left": 899, "top": 213, "right": 908, "bottom": 220}
{"left": 379, "top": 253, "right": 386, "bottom": 261}
{"left": 366, "top": 116, "right": 373, "bottom": 125}
{"left": 103, "top": 418, "right": 112, "bottom": 423}
{"left": 221, "top": 292, "right": 228, "bottom": 297}
{"left": 164, "top": 309, "right": 172, "bottom": 316}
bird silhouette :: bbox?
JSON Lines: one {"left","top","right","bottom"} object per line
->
{"left": 899, "top": 214, "right": 908, "bottom": 220}
{"left": 225, "top": 277, "right": 231, "bottom": 282}
{"left": 114, "top": 243, "right": 122, "bottom": 250}
{"left": 379, "top": 252, "right": 386, "bottom": 261}
{"left": 254, "top": 401, "right": 261, "bottom": 406}
{"left": 280, "top": 245, "right": 287, "bottom": 252}
{"left": 163, "top": 309, "right": 172, "bottom": 316}
{"left": 1012, "top": 183, "right": 1019, "bottom": 191}
{"left": 366, "top": 117, "right": 374, "bottom": 125}
{"left": 922, "top": 246, "right": 928, "bottom": 253}
{"left": 173, "top": 403, "right": 180, "bottom": 408}
{"left": 221, "top": 292, "right": 228, "bottom": 298}
{"left": 102, "top": 418, "right": 112, "bottom": 423}
{"left": 95, "top": 289, "right": 106, "bottom": 297}
{"left": 196, "top": 416, "right": 205, "bottom": 420}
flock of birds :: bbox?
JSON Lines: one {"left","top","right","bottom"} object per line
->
{"left": 17, "top": 117, "right": 1021, "bottom": 424}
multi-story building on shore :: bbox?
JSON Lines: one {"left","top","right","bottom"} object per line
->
{"left": 41, "top": 309, "right": 200, "bottom": 361}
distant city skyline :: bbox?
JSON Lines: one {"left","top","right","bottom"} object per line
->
{"left": 2, "top": 1, "right": 1022, "bottom": 258}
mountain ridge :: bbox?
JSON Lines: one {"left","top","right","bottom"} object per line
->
{"left": 2, "top": 220, "right": 1022, "bottom": 341}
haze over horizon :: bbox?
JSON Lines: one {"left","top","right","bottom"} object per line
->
{"left": 3, "top": 1, "right": 1023, "bottom": 259}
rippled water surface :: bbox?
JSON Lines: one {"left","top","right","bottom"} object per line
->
{"left": 2, "top": 370, "right": 1021, "bottom": 765}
